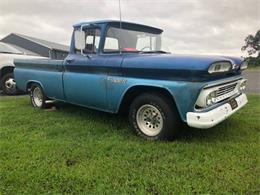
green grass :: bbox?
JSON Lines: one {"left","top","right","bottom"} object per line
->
{"left": 0, "top": 95, "right": 259, "bottom": 194}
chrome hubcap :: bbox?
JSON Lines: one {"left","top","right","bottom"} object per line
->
{"left": 136, "top": 104, "right": 163, "bottom": 136}
{"left": 5, "top": 78, "right": 16, "bottom": 90}
{"left": 32, "top": 87, "right": 43, "bottom": 107}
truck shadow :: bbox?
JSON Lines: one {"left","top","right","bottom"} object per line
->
{"left": 55, "top": 102, "right": 235, "bottom": 142}
{"left": 47, "top": 101, "right": 236, "bottom": 143}
{"left": 177, "top": 124, "right": 234, "bottom": 143}
{"left": 0, "top": 90, "right": 27, "bottom": 96}
{"left": 46, "top": 102, "right": 131, "bottom": 138}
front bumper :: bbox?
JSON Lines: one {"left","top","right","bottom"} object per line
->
{"left": 186, "top": 93, "right": 248, "bottom": 129}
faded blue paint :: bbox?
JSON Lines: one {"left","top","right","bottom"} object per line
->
{"left": 107, "top": 76, "right": 203, "bottom": 121}
{"left": 14, "top": 20, "right": 246, "bottom": 122}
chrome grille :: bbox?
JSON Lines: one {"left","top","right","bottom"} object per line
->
{"left": 216, "top": 83, "right": 237, "bottom": 97}
{"left": 195, "top": 79, "right": 246, "bottom": 109}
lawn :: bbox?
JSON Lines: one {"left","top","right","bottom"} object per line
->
{"left": 0, "top": 95, "right": 259, "bottom": 194}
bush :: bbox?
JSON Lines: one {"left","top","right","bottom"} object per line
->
{"left": 246, "top": 56, "right": 260, "bottom": 67}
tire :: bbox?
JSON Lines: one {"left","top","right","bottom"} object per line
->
{"left": 129, "top": 93, "right": 180, "bottom": 140}
{"left": 1, "top": 73, "right": 19, "bottom": 95}
{"left": 30, "top": 83, "right": 47, "bottom": 109}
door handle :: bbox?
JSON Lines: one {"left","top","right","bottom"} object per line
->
{"left": 66, "top": 58, "right": 75, "bottom": 63}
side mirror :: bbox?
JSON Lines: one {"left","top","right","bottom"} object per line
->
{"left": 74, "top": 30, "right": 85, "bottom": 50}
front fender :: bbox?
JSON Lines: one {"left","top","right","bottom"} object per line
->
{"left": 107, "top": 76, "right": 203, "bottom": 122}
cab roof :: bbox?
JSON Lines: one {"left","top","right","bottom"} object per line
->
{"left": 73, "top": 20, "right": 163, "bottom": 34}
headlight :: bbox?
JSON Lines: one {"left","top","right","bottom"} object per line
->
{"left": 206, "top": 91, "right": 217, "bottom": 106}
{"left": 208, "top": 62, "right": 232, "bottom": 73}
{"left": 239, "top": 80, "right": 247, "bottom": 92}
{"left": 240, "top": 60, "right": 248, "bottom": 70}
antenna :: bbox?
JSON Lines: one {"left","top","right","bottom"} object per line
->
{"left": 119, "top": 0, "right": 122, "bottom": 29}
{"left": 119, "top": 0, "right": 122, "bottom": 53}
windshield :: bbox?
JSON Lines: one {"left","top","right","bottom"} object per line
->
{"left": 0, "top": 42, "right": 23, "bottom": 54}
{"left": 104, "top": 27, "right": 168, "bottom": 53}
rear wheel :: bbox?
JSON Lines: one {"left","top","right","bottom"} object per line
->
{"left": 1, "top": 73, "right": 19, "bottom": 95}
{"left": 129, "top": 93, "right": 180, "bottom": 140}
{"left": 30, "top": 83, "right": 47, "bottom": 108}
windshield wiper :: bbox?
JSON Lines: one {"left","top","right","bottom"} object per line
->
{"left": 139, "top": 50, "right": 170, "bottom": 54}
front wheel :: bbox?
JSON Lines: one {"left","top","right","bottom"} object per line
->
{"left": 129, "top": 93, "right": 180, "bottom": 140}
{"left": 30, "top": 83, "right": 47, "bottom": 108}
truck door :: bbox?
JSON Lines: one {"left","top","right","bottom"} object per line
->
{"left": 63, "top": 28, "right": 123, "bottom": 111}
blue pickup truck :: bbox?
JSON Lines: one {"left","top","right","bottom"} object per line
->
{"left": 14, "top": 20, "right": 248, "bottom": 140}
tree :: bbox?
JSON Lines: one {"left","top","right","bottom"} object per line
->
{"left": 242, "top": 30, "right": 260, "bottom": 66}
{"left": 241, "top": 30, "right": 260, "bottom": 57}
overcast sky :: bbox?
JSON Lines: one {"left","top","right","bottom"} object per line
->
{"left": 0, "top": 0, "right": 259, "bottom": 56}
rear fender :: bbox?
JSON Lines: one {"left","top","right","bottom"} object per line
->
{"left": 26, "top": 80, "right": 45, "bottom": 92}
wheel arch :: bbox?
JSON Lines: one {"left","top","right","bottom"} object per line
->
{"left": 118, "top": 85, "right": 182, "bottom": 119}
{"left": 26, "top": 80, "right": 45, "bottom": 92}
{"left": 0, "top": 65, "right": 14, "bottom": 78}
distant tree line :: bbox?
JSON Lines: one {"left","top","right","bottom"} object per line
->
{"left": 242, "top": 29, "right": 260, "bottom": 66}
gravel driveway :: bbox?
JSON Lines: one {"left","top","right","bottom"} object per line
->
{"left": 242, "top": 70, "right": 260, "bottom": 94}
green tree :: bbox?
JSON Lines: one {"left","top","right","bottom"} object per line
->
{"left": 242, "top": 30, "right": 260, "bottom": 56}
{"left": 242, "top": 30, "right": 260, "bottom": 66}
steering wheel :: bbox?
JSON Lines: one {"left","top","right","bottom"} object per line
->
{"left": 140, "top": 46, "right": 151, "bottom": 51}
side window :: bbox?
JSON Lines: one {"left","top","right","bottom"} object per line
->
{"left": 83, "top": 28, "right": 101, "bottom": 54}
{"left": 104, "top": 37, "right": 119, "bottom": 52}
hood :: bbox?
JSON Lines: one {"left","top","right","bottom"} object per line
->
{"left": 122, "top": 54, "right": 243, "bottom": 81}
{"left": 122, "top": 54, "right": 243, "bottom": 71}
{"left": 0, "top": 53, "right": 47, "bottom": 67}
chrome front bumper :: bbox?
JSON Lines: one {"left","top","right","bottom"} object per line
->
{"left": 186, "top": 93, "right": 248, "bottom": 129}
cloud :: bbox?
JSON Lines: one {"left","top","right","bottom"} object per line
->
{"left": 0, "top": 0, "right": 259, "bottom": 56}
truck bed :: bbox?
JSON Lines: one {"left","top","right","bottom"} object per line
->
{"left": 14, "top": 58, "right": 65, "bottom": 99}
